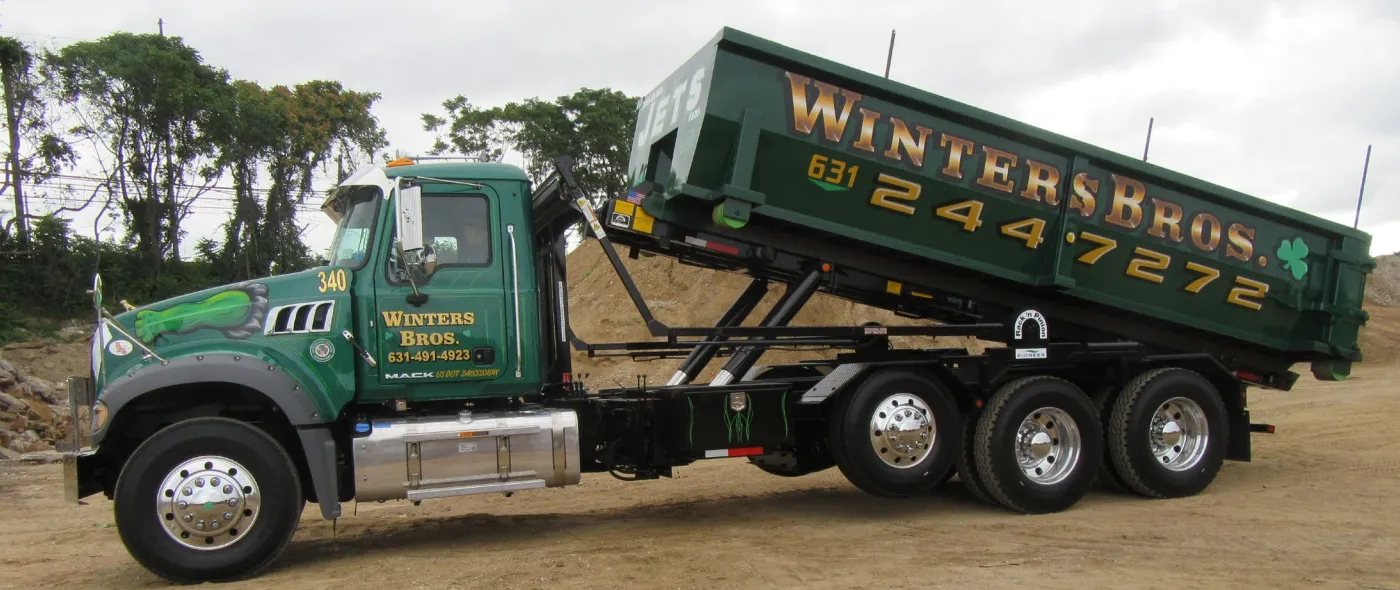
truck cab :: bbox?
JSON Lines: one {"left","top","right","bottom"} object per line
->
{"left": 323, "top": 158, "right": 544, "bottom": 401}
{"left": 63, "top": 157, "right": 581, "bottom": 583}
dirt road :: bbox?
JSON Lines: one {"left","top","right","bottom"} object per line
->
{"left": 3, "top": 365, "right": 1399, "bottom": 589}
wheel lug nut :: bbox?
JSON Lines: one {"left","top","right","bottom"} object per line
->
{"left": 182, "top": 514, "right": 193, "bottom": 523}
{"left": 183, "top": 487, "right": 192, "bottom": 496}
{"left": 195, "top": 478, "right": 205, "bottom": 488}
{"left": 211, "top": 520, "right": 221, "bottom": 528}
{"left": 178, "top": 501, "right": 188, "bottom": 509}
{"left": 224, "top": 512, "right": 233, "bottom": 520}
{"left": 196, "top": 521, "right": 205, "bottom": 530}
{"left": 223, "top": 485, "right": 233, "bottom": 494}
{"left": 211, "top": 477, "right": 221, "bottom": 487}
{"left": 227, "top": 498, "right": 238, "bottom": 507}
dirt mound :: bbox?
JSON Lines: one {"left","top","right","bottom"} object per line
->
{"left": 0, "top": 350, "right": 75, "bottom": 460}
{"left": 1357, "top": 305, "right": 1400, "bottom": 365}
{"left": 1365, "top": 254, "right": 1400, "bottom": 307}
{"left": 564, "top": 242, "right": 982, "bottom": 387}
{"left": 0, "top": 324, "right": 92, "bottom": 460}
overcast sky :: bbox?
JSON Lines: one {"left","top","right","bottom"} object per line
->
{"left": 3, "top": 0, "right": 1397, "bottom": 256}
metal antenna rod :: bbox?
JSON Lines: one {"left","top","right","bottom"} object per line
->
{"left": 1354, "top": 144, "right": 1372, "bottom": 229}
{"left": 1142, "top": 117, "right": 1154, "bottom": 161}
{"left": 884, "top": 30, "right": 896, "bottom": 78}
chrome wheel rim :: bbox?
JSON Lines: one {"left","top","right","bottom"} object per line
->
{"left": 869, "top": 393, "right": 936, "bottom": 469}
{"left": 156, "top": 456, "right": 261, "bottom": 550}
{"left": 1151, "top": 397, "right": 1209, "bottom": 472}
{"left": 1016, "top": 407, "right": 1081, "bottom": 485}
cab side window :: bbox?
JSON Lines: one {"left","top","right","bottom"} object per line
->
{"left": 395, "top": 194, "right": 491, "bottom": 282}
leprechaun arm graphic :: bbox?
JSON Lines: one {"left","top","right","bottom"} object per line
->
{"left": 134, "top": 283, "right": 269, "bottom": 342}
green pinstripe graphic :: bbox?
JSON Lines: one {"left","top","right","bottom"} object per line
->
{"left": 723, "top": 397, "right": 753, "bottom": 443}
{"left": 687, "top": 397, "right": 694, "bottom": 447}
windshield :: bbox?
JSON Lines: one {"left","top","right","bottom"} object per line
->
{"left": 324, "top": 185, "right": 382, "bottom": 270}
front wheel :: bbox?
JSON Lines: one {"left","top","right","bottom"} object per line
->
{"left": 973, "top": 376, "right": 1102, "bottom": 514}
{"left": 113, "top": 417, "right": 304, "bottom": 584}
{"left": 829, "top": 368, "right": 960, "bottom": 498}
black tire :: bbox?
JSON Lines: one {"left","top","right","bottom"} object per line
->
{"left": 954, "top": 412, "right": 996, "bottom": 505}
{"left": 746, "top": 366, "right": 835, "bottom": 477}
{"left": 1107, "top": 368, "right": 1228, "bottom": 498}
{"left": 113, "top": 417, "right": 304, "bottom": 584}
{"left": 1089, "top": 383, "right": 1131, "bottom": 493}
{"left": 974, "top": 376, "right": 1102, "bottom": 514}
{"left": 750, "top": 451, "right": 825, "bottom": 477}
{"left": 829, "top": 368, "right": 960, "bottom": 498}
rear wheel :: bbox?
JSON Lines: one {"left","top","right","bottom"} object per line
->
{"left": 974, "top": 376, "right": 1102, "bottom": 514}
{"left": 955, "top": 413, "right": 996, "bottom": 505}
{"left": 1107, "top": 368, "right": 1228, "bottom": 498}
{"left": 113, "top": 417, "right": 304, "bottom": 584}
{"left": 830, "top": 368, "right": 959, "bottom": 498}
{"left": 1089, "top": 384, "right": 1131, "bottom": 492}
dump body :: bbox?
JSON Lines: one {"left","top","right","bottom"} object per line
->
{"left": 624, "top": 27, "right": 1372, "bottom": 375}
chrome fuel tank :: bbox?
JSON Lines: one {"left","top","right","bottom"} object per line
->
{"left": 352, "top": 408, "right": 580, "bottom": 502}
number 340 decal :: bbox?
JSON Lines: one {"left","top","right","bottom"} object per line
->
{"left": 318, "top": 269, "right": 348, "bottom": 293}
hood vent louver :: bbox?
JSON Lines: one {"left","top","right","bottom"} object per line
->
{"left": 264, "top": 301, "right": 335, "bottom": 335}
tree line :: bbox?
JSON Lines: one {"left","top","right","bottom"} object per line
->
{"left": 0, "top": 31, "right": 638, "bottom": 341}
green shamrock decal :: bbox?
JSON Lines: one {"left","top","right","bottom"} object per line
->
{"left": 1277, "top": 237, "right": 1310, "bottom": 281}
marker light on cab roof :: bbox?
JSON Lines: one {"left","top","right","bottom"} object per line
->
{"left": 386, "top": 157, "right": 414, "bottom": 167}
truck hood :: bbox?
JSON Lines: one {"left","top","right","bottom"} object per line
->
{"left": 94, "top": 266, "right": 343, "bottom": 380}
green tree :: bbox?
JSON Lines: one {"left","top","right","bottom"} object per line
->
{"left": 0, "top": 36, "right": 76, "bottom": 244}
{"left": 423, "top": 88, "right": 638, "bottom": 207}
{"left": 48, "top": 32, "right": 232, "bottom": 268}
{"left": 207, "top": 80, "right": 387, "bottom": 281}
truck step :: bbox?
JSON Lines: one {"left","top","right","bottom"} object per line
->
{"left": 405, "top": 479, "right": 547, "bottom": 501}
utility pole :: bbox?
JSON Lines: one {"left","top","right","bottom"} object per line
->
{"left": 884, "top": 30, "right": 896, "bottom": 78}
{"left": 158, "top": 18, "right": 164, "bottom": 36}
{"left": 1142, "top": 117, "right": 1154, "bottom": 161}
{"left": 1354, "top": 145, "right": 1372, "bottom": 229}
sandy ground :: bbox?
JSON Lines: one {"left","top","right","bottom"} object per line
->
{"left": 2, "top": 363, "right": 1398, "bottom": 589}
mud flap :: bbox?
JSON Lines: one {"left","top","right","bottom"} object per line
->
{"left": 297, "top": 427, "right": 341, "bottom": 519}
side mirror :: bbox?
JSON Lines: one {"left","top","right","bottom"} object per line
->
{"left": 395, "top": 184, "right": 424, "bottom": 252}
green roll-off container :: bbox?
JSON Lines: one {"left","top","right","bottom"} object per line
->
{"left": 623, "top": 27, "right": 1373, "bottom": 381}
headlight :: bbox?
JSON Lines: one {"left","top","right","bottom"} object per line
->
{"left": 91, "top": 401, "right": 109, "bottom": 433}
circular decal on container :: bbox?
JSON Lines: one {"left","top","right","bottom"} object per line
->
{"left": 310, "top": 338, "right": 335, "bottom": 363}
{"left": 108, "top": 339, "right": 133, "bottom": 356}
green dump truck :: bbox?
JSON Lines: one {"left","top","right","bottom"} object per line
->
{"left": 62, "top": 27, "right": 1372, "bottom": 583}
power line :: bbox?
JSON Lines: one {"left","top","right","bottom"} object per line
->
{"left": 0, "top": 30, "right": 86, "bottom": 42}
{"left": 3, "top": 168, "right": 338, "bottom": 196}
{"left": 18, "top": 187, "right": 328, "bottom": 210}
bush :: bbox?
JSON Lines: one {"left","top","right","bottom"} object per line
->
{"left": 0, "top": 216, "right": 224, "bottom": 344}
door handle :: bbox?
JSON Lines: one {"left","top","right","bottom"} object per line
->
{"left": 342, "top": 330, "right": 377, "bottom": 367}
{"left": 506, "top": 224, "right": 523, "bottom": 379}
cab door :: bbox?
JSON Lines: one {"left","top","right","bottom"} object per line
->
{"left": 373, "top": 185, "right": 509, "bottom": 397}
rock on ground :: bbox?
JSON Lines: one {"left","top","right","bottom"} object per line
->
{"left": 0, "top": 350, "right": 71, "bottom": 452}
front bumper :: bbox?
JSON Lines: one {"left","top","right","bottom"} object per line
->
{"left": 60, "top": 376, "right": 103, "bottom": 503}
